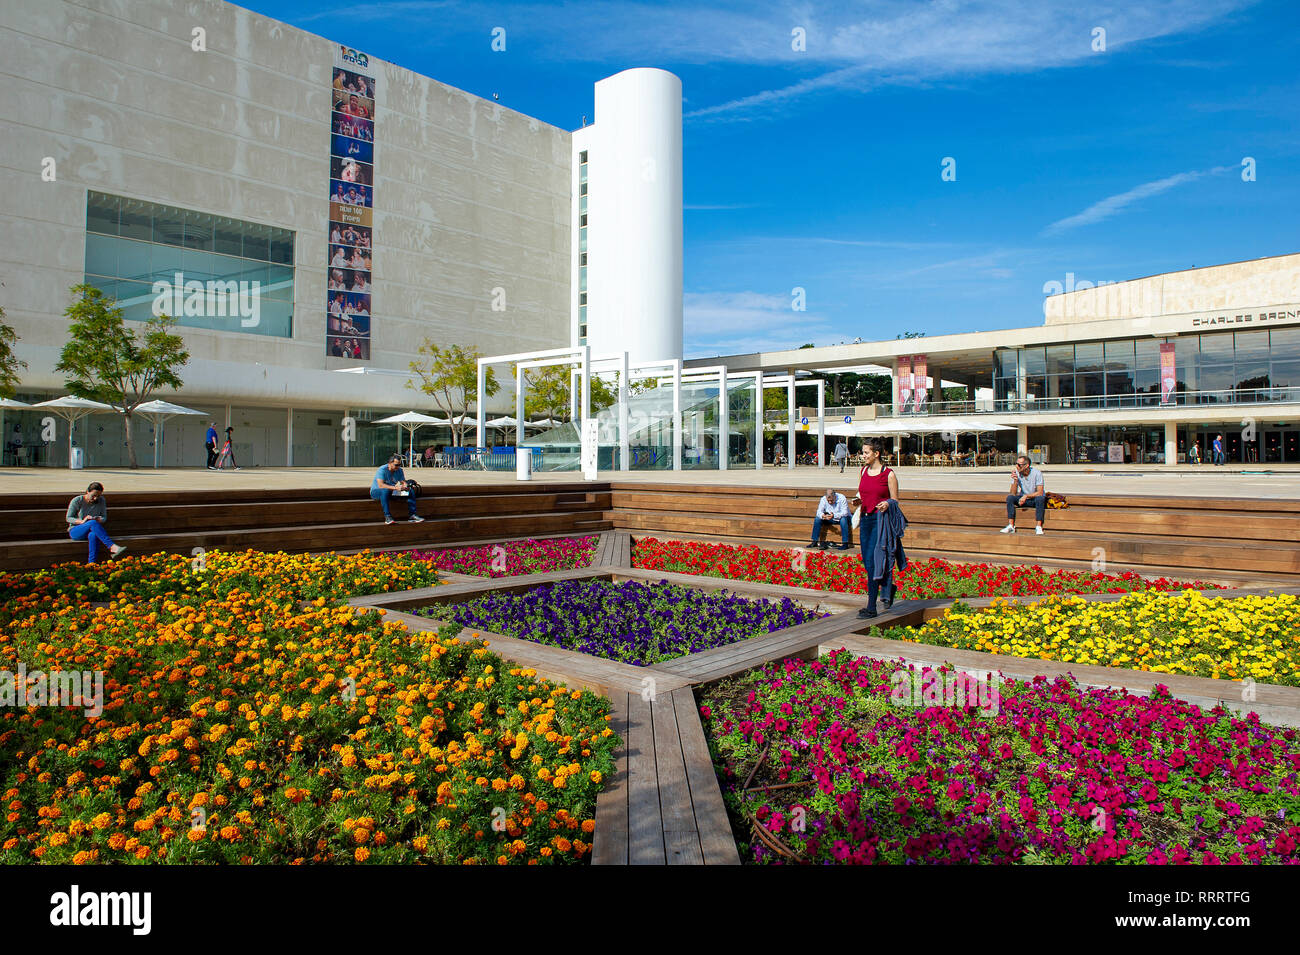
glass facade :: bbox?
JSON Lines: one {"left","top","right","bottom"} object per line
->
{"left": 1000, "top": 327, "right": 1300, "bottom": 410}
{"left": 84, "top": 192, "right": 294, "bottom": 338}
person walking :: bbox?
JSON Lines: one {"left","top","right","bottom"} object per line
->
{"left": 833, "top": 439, "right": 848, "bottom": 473}
{"left": 1188, "top": 441, "right": 1201, "bottom": 466}
{"left": 214, "top": 426, "right": 241, "bottom": 471}
{"left": 1212, "top": 433, "right": 1225, "bottom": 466}
{"left": 66, "top": 481, "right": 127, "bottom": 563}
{"left": 855, "top": 438, "right": 900, "bottom": 619}
{"left": 204, "top": 422, "right": 219, "bottom": 470}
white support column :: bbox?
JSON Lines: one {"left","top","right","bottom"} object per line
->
{"left": 475, "top": 362, "right": 486, "bottom": 448}
{"left": 672, "top": 360, "right": 682, "bottom": 471}
{"left": 1164, "top": 421, "right": 1177, "bottom": 466}
{"left": 515, "top": 364, "right": 525, "bottom": 448}
{"left": 787, "top": 373, "right": 796, "bottom": 471}
{"left": 570, "top": 369, "right": 579, "bottom": 421}
{"left": 619, "top": 351, "right": 630, "bottom": 471}
{"left": 286, "top": 407, "right": 293, "bottom": 467}
{"left": 1016, "top": 424, "right": 1029, "bottom": 457}
{"left": 343, "top": 407, "right": 350, "bottom": 468}
{"left": 816, "top": 379, "right": 825, "bottom": 468}
{"left": 718, "top": 365, "right": 729, "bottom": 471}
{"left": 754, "top": 372, "right": 763, "bottom": 470}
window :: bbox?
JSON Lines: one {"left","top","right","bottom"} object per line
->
{"left": 579, "top": 150, "right": 588, "bottom": 164}
{"left": 579, "top": 181, "right": 587, "bottom": 197}
{"left": 579, "top": 252, "right": 587, "bottom": 266}
{"left": 83, "top": 191, "right": 294, "bottom": 338}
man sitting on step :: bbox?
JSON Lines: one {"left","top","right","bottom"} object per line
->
{"left": 809, "top": 487, "right": 852, "bottom": 550}
{"left": 1000, "top": 455, "right": 1046, "bottom": 535}
{"left": 370, "top": 454, "right": 425, "bottom": 526}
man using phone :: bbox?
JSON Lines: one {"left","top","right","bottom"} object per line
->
{"left": 1000, "top": 455, "right": 1046, "bottom": 535}
{"left": 371, "top": 454, "right": 424, "bottom": 525}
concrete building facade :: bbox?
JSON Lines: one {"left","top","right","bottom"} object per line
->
{"left": 1, "top": 0, "right": 684, "bottom": 468}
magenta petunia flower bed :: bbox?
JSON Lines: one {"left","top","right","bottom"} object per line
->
{"left": 402, "top": 537, "right": 597, "bottom": 577}
{"left": 701, "top": 651, "right": 1300, "bottom": 865}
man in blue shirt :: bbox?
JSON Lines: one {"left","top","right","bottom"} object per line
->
{"left": 1212, "top": 433, "right": 1225, "bottom": 466}
{"left": 809, "top": 487, "right": 852, "bottom": 550}
{"left": 371, "top": 455, "right": 424, "bottom": 525}
{"left": 205, "top": 423, "right": 219, "bottom": 470}
{"left": 1000, "top": 455, "right": 1046, "bottom": 535}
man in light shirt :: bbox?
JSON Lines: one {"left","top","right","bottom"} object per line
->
{"left": 833, "top": 439, "right": 848, "bottom": 473}
{"left": 1000, "top": 455, "right": 1046, "bottom": 535}
{"left": 809, "top": 487, "right": 852, "bottom": 550}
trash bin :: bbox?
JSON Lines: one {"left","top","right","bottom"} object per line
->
{"left": 69, "top": 447, "right": 85, "bottom": 470}
{"left": 516, "top": 448, "right": 532, "bottom": 481}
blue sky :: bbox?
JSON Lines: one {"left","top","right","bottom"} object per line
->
{"left": 255, "top": 0, "right": 1300, "bottom": 358}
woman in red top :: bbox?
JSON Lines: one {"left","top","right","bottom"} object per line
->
{"left": 854, "top": 437, "right": 900, "bottom": 618}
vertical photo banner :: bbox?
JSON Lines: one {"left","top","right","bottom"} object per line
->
{"left": 327, "top": 46, "right": 377, "bottom": 361}
{"left": 913, "top": 354, "right": 929, "bottom": 412}
{"left": 897, "top": 357, "right": 913, "bottom": 414}
{"left": 1160, "top": 342, "right": 1176, "bottom": 405}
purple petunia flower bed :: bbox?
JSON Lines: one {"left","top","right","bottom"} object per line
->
{"left": 416, "top": 578, "right": 825, "bottom": 666}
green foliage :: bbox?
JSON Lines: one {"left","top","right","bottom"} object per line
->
{"left": 408, "top": 341, "right": 499, "bottom": 446}
{"left": 0, "top": 303, "right": 26, "bottom": 399}
{"left": 54, "top": 284, "right": 189, "bottom": 468}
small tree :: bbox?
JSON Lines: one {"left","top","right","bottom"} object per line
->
{"left": 0, "top": 303, "right": 27, "bottom": 399}
{"left": 515, "top": 364, "right": 617, "bottom": 425}
{"left": 408, "top": 341, "right": 499, "bottom": 447}
{"left": 55, "top": 285, "right": 189, "bottom": 469}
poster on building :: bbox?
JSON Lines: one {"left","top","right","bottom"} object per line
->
{"left": 1160, "top": 342, "right": 1176, "bottom": 405}
{"left": 897, "top": 357, "right": 913, "bottom": 414}
{"left": 328, "top": 46, "right": 377, "bottom": 361}
{"left": 913, "top": 354, "right": 929, "bottom": 412}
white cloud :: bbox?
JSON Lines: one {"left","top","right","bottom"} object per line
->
{"left": 1041, "top": 165, "right": 1233, "bottom": 235}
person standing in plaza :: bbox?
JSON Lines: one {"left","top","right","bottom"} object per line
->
{"left": 1213, "top": 433, "right": 1225, "bottom": 466}
{"left": 66, "top": 481, "right": 126, "bottom": 563}
{"left": 855, "top": 438, "right": 900, "bottom": 619}
{"left": 204, "top": 421, "right": 219, "bottom": 470}
{"left": 833, "top": 439, "right": 848, "bottom": 473}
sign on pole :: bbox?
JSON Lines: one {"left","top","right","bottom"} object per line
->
{"left": 581, "top": 419, "right": 599, "bottom": 480}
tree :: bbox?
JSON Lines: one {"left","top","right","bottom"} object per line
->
{"left": 408, "top": 341, "right": 499, "bottom": 447}
{"left": 514, "top": 364, "right": 617, "bottom": 423}
{"left": 55, "top": 284, "right": 189, "bottom": 469}
{"left": 0, "top": 303, "right": 27, "bottom": 399}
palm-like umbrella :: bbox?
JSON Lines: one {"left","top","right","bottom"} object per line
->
{"left": 372, "top": 411, "right": 448, "bottom": 463}
{"left": 134, "top": 399, "right": 209, "bottom": 468}
{"left": 0, "top": 397, "right": 30, "bottom": 466}
{"left": 31, "top": 396, "right": 115, "bottom": 468}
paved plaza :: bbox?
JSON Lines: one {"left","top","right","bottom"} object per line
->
{"left": 6, "top": 463, "right": 1300, "bottom": 498}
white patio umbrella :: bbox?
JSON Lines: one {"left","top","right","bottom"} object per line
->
{"left": 0, "top": 397, "right": 30, "bottom": 466}
{"left": 134, "top": 399, "right": 208, "bottom": 468}
{"left": 527, "top": 417, "right": 564, "bottom": 428}
{"left": 31, "top": 396, "right": 116, "bottom": 468}
{"left": 372, "top": 411, "right": 448, "bottom": 463}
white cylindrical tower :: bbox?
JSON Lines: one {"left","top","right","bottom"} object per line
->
{"left": 584, "top": 68, "right": 683, "bottom": 365}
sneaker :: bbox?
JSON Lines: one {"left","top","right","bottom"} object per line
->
{"left": 857, "top": 607, "right": 877, "bottom": 619}
{"left": 110, "top": 544, "right": 127, "bottom": 557}
{"left": 409, "top": 515, "right": 425, "bottom": 523}
{"left": 817, "top": 542, "right": 828, "bottom": 550}
{"left": 385, "top": 517, "right": 394, "bottom": 525}
{"left": 207, "top": 466, "right": 216, "bottom": 471}
{"left": 999, "top": 524, "right": 1016, "bottom": 534}
{"left": 837, "top": 544, "right": 852, "bottom": 550}
{"left": 1035, "top": 526, "right": 1044, "bottom": 535}
{"left": 881, "top": 597, "right": 893, "bottom": 610}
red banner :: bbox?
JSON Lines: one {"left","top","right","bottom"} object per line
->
{"left": 897, "top": 357, "right": 913, "bottom": 412}
{"left": 1160, "top": 343, "right": 1176, "bottom": 405}
{"left": 913, "top": 354, "right": 929, "bottom": 412}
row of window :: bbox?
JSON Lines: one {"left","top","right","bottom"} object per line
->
{"left": 994, "top": 329, "right": 1300, "bottom": 400}
{"left": 578, "top": 150, "right": 588, "bottom": 344}
{"left": 87, "top": 192, "right": 293, "bottom": 265}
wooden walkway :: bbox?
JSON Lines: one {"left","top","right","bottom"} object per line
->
{"left": 351, "top": 529, "right": 1300, "bottom": 866}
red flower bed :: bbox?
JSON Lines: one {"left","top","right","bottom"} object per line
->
{"left": 631, "top": 538, "right": 1222, "bottom": 598}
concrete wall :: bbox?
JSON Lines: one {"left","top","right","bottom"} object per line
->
{"left": 1044, "top": 253, "right": 1300, "bottom": 325}
{"left": 0, "top": 0, "right": 571, "bottom": 412}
